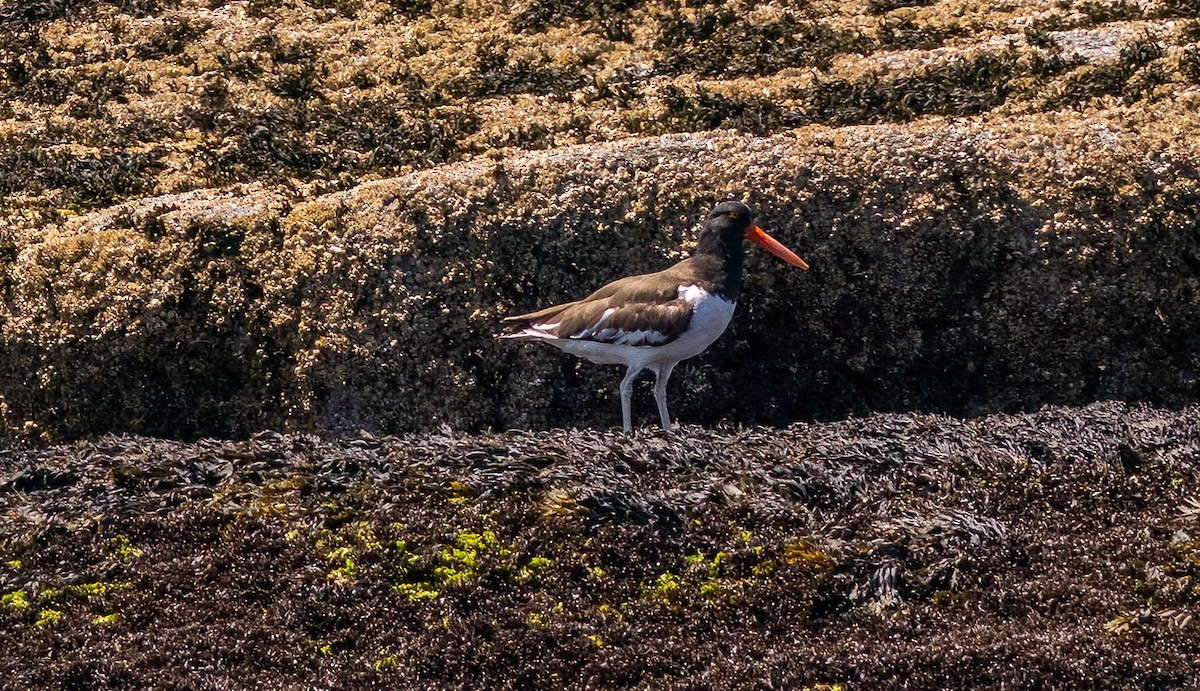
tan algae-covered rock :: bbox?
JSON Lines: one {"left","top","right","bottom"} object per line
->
{"left": 2, "top": 185, "right": 293, "bottom": 437}
{"left": 3, "top": 115, "right": 1198, "bottom": 438}
{"left": 3, "top": 0, "right": 1199, "bottom": 440}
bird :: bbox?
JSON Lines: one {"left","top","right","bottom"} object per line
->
{"left": 500, "top": 201, "right": 808, "bottom": 432}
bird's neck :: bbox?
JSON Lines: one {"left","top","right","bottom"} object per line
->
{"left": 691, "top": 236, "right": 744, "bottom": 302}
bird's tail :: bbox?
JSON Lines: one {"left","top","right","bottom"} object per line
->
{"left": 496, "top": 303, "right": 575, "bottom": 340}
{"left": 496, "top": 321, "right": 561, "bottom": 341}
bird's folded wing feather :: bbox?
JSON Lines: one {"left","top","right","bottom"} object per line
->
{"left": 503, "top": 273, "right": 693, "bottom": 346}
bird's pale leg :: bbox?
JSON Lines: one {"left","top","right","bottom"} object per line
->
{"left": 652, "top": 363, "right": 676, "bottom": 431}
{"left": 619, "top": 365, "right": 643, "bottom": 433}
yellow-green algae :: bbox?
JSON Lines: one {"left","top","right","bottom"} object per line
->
{"left": 91, "top": 613, "right": 124, "bottom": 627}
{"left": 110, "top": 536, "right": 144, "bottom": 562}
{"left": 2, "top": 590, "right": 30, "bottom": 611}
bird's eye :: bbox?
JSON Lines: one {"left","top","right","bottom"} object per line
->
{"left": 728, "top": 211, "right": 737, "bottom": 218}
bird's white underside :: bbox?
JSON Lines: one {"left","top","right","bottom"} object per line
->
{"left": 507, "top": 284, "right": 736, "bottom": 369}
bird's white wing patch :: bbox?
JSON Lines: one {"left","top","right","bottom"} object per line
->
{"left": 569, "top": 308, "right": 616, "bottom": 339}
{"left": 612, "top": 329, "right": 670, "bottom": 346}
{"left": 678, "top": 284, "right": 707, "bottom": 305}
{"left": 587, "top": 327, "right": 672, "bottom": 346}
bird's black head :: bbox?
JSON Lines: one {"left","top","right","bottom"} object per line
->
{"left": 694, "top": 200, "right": 809, "bottom": 270}
{"left": 696, "top": 201, "right": 755, "bottom": 256}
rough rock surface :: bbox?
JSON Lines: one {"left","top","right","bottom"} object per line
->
{"left": 3, "top": 0, "right": 1200, "bottom": 438}
{"left": 6, "top": 121, "right": 1200, "bottom": 437}
{"left": 2, "top": 403, "right": 1198, "bottom": 688}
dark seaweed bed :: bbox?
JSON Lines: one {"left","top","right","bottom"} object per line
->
{"left": 2, "top": 401, "right": 1198, "bottom": 688}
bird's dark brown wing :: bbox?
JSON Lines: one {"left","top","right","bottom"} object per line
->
{"left": 502, "top": 266, "right": 697, "bottom": 346}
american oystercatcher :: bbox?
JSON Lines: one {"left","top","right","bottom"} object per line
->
{"left": 501, "top": 201, "right": 808, "bottom": 432}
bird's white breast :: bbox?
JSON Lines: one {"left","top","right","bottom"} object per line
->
{"left": 665, "top": 285, "right": 736, "bottom": 362}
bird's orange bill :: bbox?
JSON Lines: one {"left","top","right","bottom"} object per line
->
{"left": 745, "top": 225, "right": 809, "bottom": 270}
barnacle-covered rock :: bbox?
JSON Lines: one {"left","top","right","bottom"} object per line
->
{"left": 1, "top": 0, "right": 1199, "bottom": 440}
{"left": 4, "top": 119, "right": 1200, "bottom": 438}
